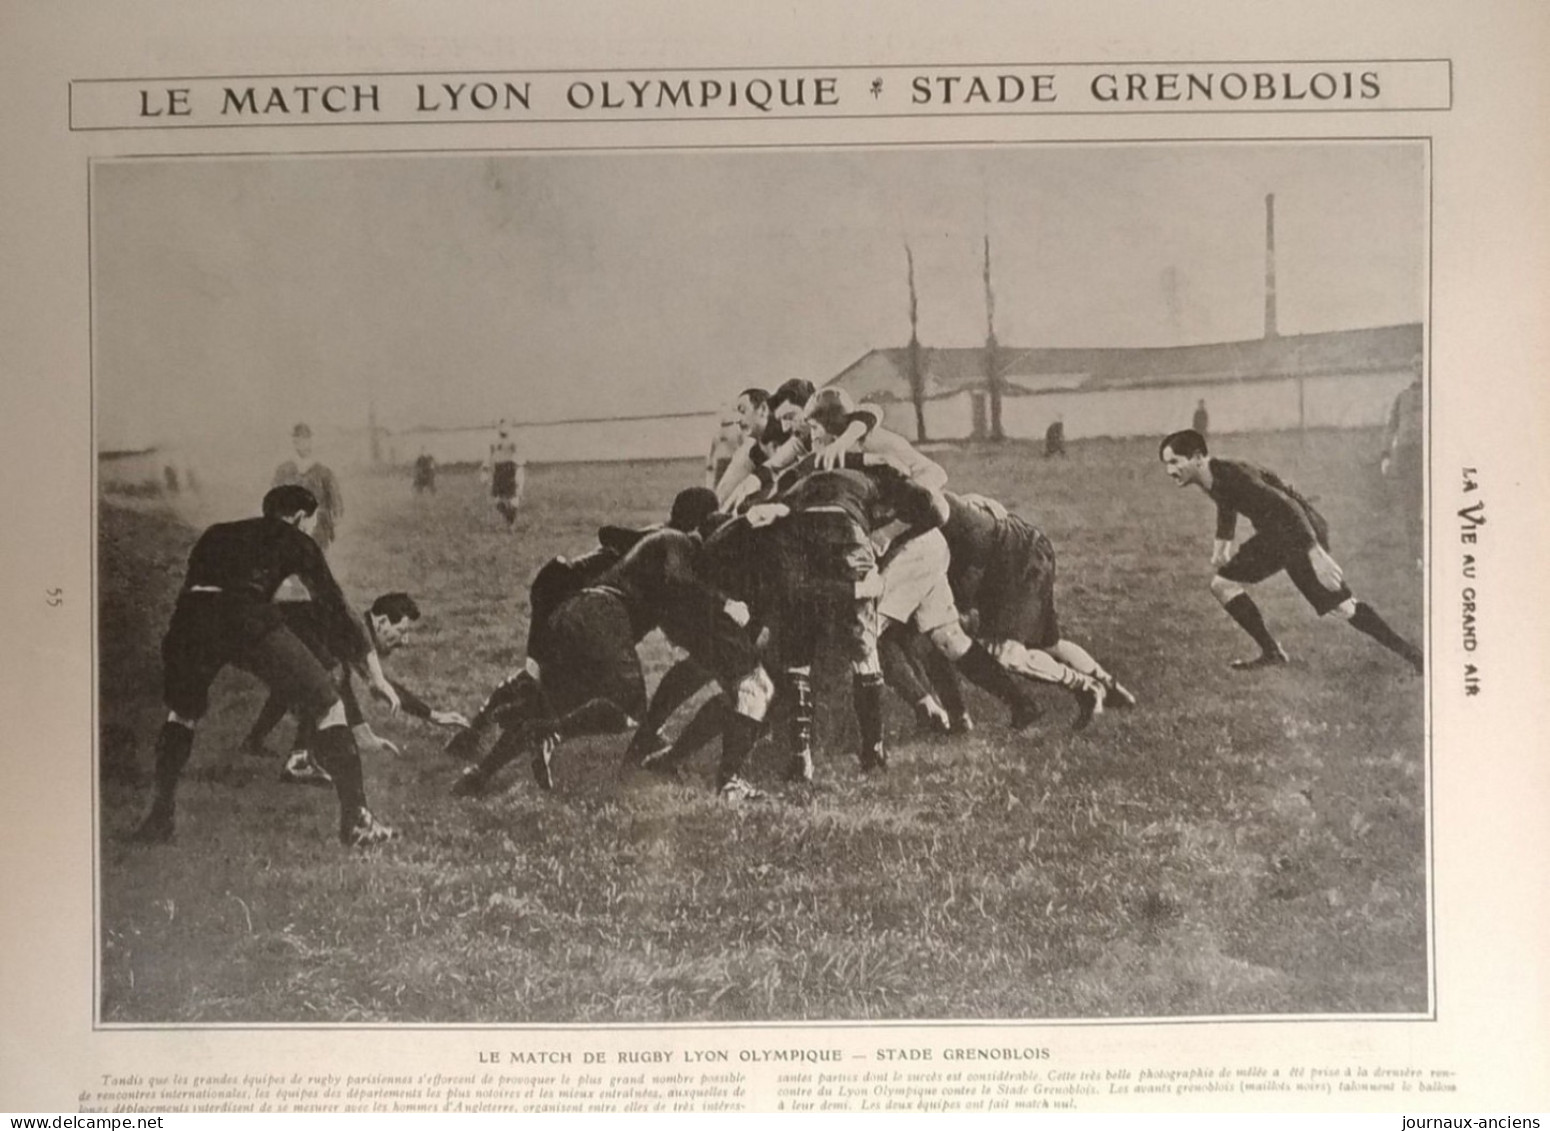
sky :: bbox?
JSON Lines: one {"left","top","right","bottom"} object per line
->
{"left": 92, "top": 141, "right": 1425, "bottom": 452}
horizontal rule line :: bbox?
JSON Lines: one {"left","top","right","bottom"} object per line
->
{"left": 68, "top": 106, "right": 1448, "bottom": 132}
{"left": 70, "top": 58, "right": 1453, "bottom": 84}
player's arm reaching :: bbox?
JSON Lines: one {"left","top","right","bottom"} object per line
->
{"left": 662, "top": 534, "right": 749, "bottom": 627}
{"left": 325, "top": 466, "right": 343, "bottom": 523}
{"left": 295, "top": 544, "right": 399, "bottom": 714}
{"left": 714, "top": 438, "right": 764, "bottom": 508}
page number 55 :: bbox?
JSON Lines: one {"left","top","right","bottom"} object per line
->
{"left": 45, "top": 587, "right": 63, "bottom": 607}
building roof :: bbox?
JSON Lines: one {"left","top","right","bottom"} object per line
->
{"left": 827, "top": 323, "right": 1423, "bottom": 402}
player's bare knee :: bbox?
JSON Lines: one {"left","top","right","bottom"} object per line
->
{"left": 928, "top": 622, "right": 972, "bottom": 661}
{"left": 1330, "top": 597, "right": 1359, "bottom": 621}
{"left": 165, "top": 710, "right": 198, "bottom": 730}
{"left": 734, "top": 668, "right": 774, "bottom": 721}
{"left": 317, "top": 699, "right": 349, "bottom": 729}
{"left": 988, "top": 638, "right": 1028, "bottom": 668}
{"left": 1210, "top": 575, "right": 1244, "bottom": 605}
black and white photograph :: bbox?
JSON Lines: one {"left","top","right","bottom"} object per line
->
{"left": 93, "top": 141, "right": 1429, "bottom": 1026}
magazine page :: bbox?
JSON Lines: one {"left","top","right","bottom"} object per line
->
{"left": 2, "top": 0, "right": 1546, "bottom": 1116}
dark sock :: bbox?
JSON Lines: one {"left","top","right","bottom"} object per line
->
{"left": 556, "top": 698, "right": 631, "bottom": 737}
{"left": 879, "top": 624, "right": 932, "bottom": 703}
{"left": 478, "top": 671, "right": 542, "bottom": 730}
{"left": 717, "top": 711, "right": 761, "bottom": 787}
{"left": 312, "top": 724, "right": 367, "bottom": 822}
{"left": 956, "top": 642, "right": 1038, "bottom": 711}
{"left": 150, "top": 722, "right": 195, "bottom": 811}
{"left": 661, "top": 696, "right": 731, "bottom": 769}
{"left": 476, "top": 722, "right": 535, "bottom": 782}
{"left": 1223, "top": 593, "right": 1281, "bottom": 655}
{"left": 1349, "top": 602, "right": 1424, "bottom": 666}
{"left": 853, "top": 671, "right": 885, "bottom": 768}
{"left": 919, "top": 642, "right": 968, "bottom": 719}
{"left": 642, "top": 660, "right": 713, "bottom": 736}
{"left": 243, "top": 695, "right": 289, "bottom": 749}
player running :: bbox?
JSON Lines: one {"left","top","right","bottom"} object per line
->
{"left": 1159, "top": 429, "right": 1423, "bottom": 673}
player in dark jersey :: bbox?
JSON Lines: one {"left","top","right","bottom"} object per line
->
{"left": 450, "top": 489, "right": 775, "bottom": 800}
{"left": 1160, "top": 429, "right": 1423, "bottom": 672}
{"left": 239, "top": 592, "right": 469, "bottom": 783}
{"left": 129, "top": 485, "right": 401, "bottom": 848}
{"left": 622, "top": 502, "right": 784, "bottom": 777}
{"left": 715, "top": 379, "right": 884, "bottom": 510}
{"left": 744, "top": 449, "right": 1022, "bottom": 779}
{"left": 883, "top": 491, "right": 1132, "bottom": 732}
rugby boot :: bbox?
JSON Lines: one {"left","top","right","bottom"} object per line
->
{"left": 342, "top": 807, "right": 396, "bottom": 847}
{"left": 1229, "top": 646, "right": 1290, "bottom": 671}
{"left": 279, "top": 749, "right": 333, "bottom": 787}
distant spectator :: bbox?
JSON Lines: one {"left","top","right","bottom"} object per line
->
{"left": 486, "top": 419, "right": 524, "bottom": 528}
{"left": 1381, "top": 374, "right": 1423, "bottom": 569}
{"left": 412, "top": 448, "right": 437, "bottom": 494}
{"left": 1044, "top": 415, "right": 1066, "bottom": 459}
{"left": 163, "top": 464, "right": 181, "bottom": 495}
{"left": 273, "top": 422, "right": 344, "bottom": 552}
{"left": 1193, "top": 398, "right": 1210, "bottom": 437}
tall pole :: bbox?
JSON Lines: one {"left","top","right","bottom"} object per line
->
{"left": 906, "top": 243, "right": 927, "bottom": 443}
{"left": 983, "top": 234, "right": 1004, "bottom": 441}
{"left": 1264, "top": 193, "right": 1279, "bottom": 340}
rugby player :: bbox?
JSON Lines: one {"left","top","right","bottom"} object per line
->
{"left": 1159, "top": 429, "right": 1423, "bottom": 673}
{"left": 450, "top": 489, "right": 775, "bottom": 801}
{"left": 239, "top": 591, "right": 469, "bottom": 784}
{"left": 487, "top": 418, "right": 525, "bottom": 528}
{"left": 714, "top": 379, "right": 884, "bottom": 509}
{"left": 937, "top": 491, "right": 1130, "bottom": 728}
{"left": 129, "top": 485, "right": 399, "bottom": 848}
{"left": 273, "top": 422, "right": 344, "bottom": 551}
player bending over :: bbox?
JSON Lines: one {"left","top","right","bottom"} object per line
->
{"left": 240, "top": 591, "right": 468, "bottom": 784}
{"left": 1158, "top": 429, "right": 1422, "bottom": 673}
{"left": 450, "top": 489, "right": 775, "bottom": 802}
{"left": 130, "top": 485, "right": 400, "bottom": 848}
{"left": 884, "top": 491, "right": 1132, "bottom": 733}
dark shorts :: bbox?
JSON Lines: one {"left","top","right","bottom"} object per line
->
{"left": 661, "top": 607, "right": 760, "bottom": 691}
{"left": 258, "top": 603, "right": 365, "bottom": 725}
{"left": 492, "top": 461, "right": 519, "bottom": 499}
{"left": 1218, "top": 533, "right": 1353, "bottom": 616}
{"left": 968, "top": 517, "right": 1061, "bottom": 648}
{"left": 162, "top": 593, "right": 340, "bottom": 721}
{"left": 540, "top": 589, "right": 647, "bottom": 721}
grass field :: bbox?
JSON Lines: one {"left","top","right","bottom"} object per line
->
{"left": 97, "top": 430, "right": 1427, "bottom": 1024}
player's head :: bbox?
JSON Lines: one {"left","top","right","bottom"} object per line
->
{"left": 803, "top": 387, "right": 854, "bottom": 444}
{"left": 668, "top": 487, "right": 720, "bottom": 534}
{"left": 769, "top": 379, "right": 817, "bottom": 440}
{"left": 291, "top": 421, "right": 313, "bottom": 458}
{"left": 263, "top": 484, "right": 319, "bottom": 525}
{"left": 369, "top": 591, "right": 421, "bottom": 653}
{"left": 735, "top": 388, "right": 770, "bottom": 438}
{"left": 497, "top": 417, "right": 511, "bottom": 438}
{"left": 1159, "top": 429, "right": 1209, "bottom": 486}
